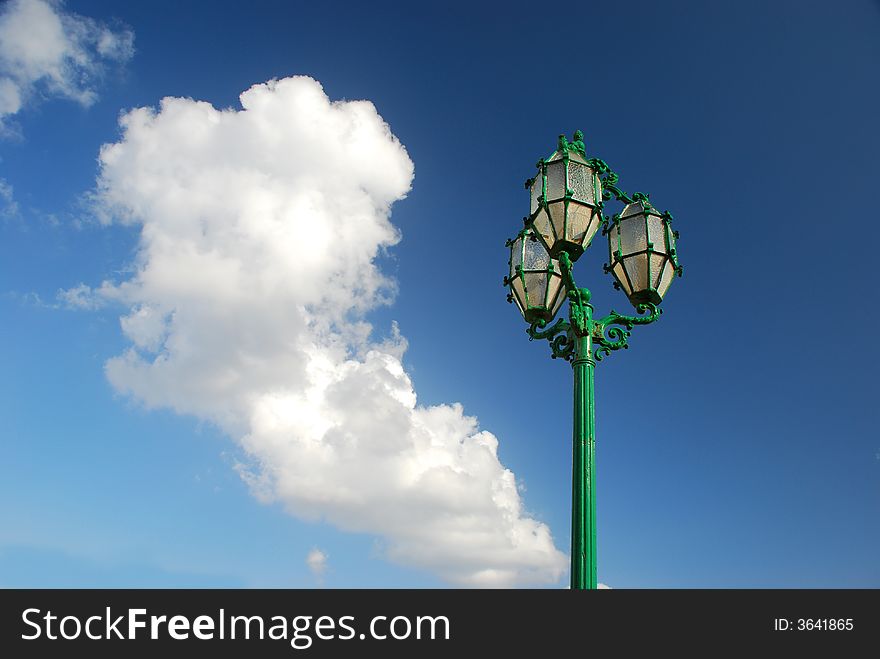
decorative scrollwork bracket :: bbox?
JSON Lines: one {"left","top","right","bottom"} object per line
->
{"left": 527, "top": 317, "right": 576, "bottom": 361}
{"left": 592, "top": 302, "right": 662, "bottom": 361}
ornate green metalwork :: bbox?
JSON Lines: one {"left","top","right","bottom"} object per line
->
{"left": 557, "top": 129, "right": 587, "bottom": 158}
{"left": 586, "top": 157, "right": 651, "bottom": 208}
{"left": 508, "top": 131, "right": 681, "bottom": 591}
{"left": 592, "top": 302, "right": 662, "bottom": 361}
{"left": 527, "top": 253, "right": 661, "bottom": 363}
{"left": 527, "top": 317, "right": 574, "bottom": 361}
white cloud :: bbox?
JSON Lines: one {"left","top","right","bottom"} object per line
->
{"left": 306, "top": 548, "right": 328, "bottom": 579}
{"left": 0, "top": 0, "right": 133, "bottom": 129}
{"left": 56, "top": 282, "right": 103, "bottom": 309}
{"left": 89, "top": 76, "right": 566, "bottom": 587}
{"left": 0, "top": 177, "right": 17, "bottom": 218}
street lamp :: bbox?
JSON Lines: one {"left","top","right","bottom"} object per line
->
{"left": 504, "top": 131, "right": 682, "bottom": 590}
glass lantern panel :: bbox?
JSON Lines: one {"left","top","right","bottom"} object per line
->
{"left": 608, "top": 222, "right": 621, "bottom": 259}
{"left": 647, "top": 213, "right": 665, "bottom": 253}
{"left": 624, "top": 253, "right": 649, "bottom": 292}
{"left": 531, "top": 209, "right": 554, "bottom": 247}
{"left": 548, "top": 200, "right": 567, "bottom": 242}
{"left": 566, "top": 202, "right": 590, "bottom": 244}
{"left": 546, "top": 273, "right": 564, "bottom": 315}
{"left": 524, "top": 272, "right": 547, "bottom": 307}
{"left": 657, "top": 260, "right": 675, "bottom": 299}
{"left": 612, "top": 261, "right": 631, "bottom": 296}
{"left": 546, "top": 160, "right": 566, "bottom": 201}
{"left": 619, "top": 202, "right": 643, "bottom": 220}
{"left": 567, "top": 161, "right": 594, "bottom": 204}
{"left": 619, "top": 213, "right": 647, "bottom": 255}
{"left": 512, "top": 295, "right": 525, "bottom": 314}
{"left": 568, "top": 151, "right": 587, "bottom": 164}
{"left": 584, "top": 208, "right": 601, "bottom": 248}
{"left": 511, "top": 275, "right": 527, "bottom": 312}
{"left": 510, "top": 236, "right": 523, "bottom": 277}
{"left": 530, "top": 173, "right": 543, "bottom": 215}
{"left": 650, "top": 253, "right": 665, "bottom": 289}
{"left": 523, "top": 235, "right": 550, "bottom": 270}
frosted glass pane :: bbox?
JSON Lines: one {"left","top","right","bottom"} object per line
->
{"left": 612, "top": 261, "right": 631, "bottom": 296}
{"left": 511, "top": 276, "right": 527, "bottom": 312}
{"left": 619, "top": 214, "right": 647, "bottom": 255}
{"left": 546, "top": 273, "right": 564, "bottom": 315}
{"left": 624, "top": 253, "right": 648, "bottom": 291}
{"left": 523, "top": 235, "right": 550, "bottom": 270}
{"left": 657, "top": 261, "right": 675, "bottom": 299}
{"left": 568, "top": 151, "right": 587, "bottom": 164}
{"left": 510, "top": 235, "right": 523, "bottom": 276}
{"left": 530, "top": 173, "right": 543, "bottom": 214}
{"left": 524, "top": 272, "right": 547, "bottom": 307}
{"left": 546, "top": 161, "right": 566, "bottom": 201}
{"left": 532, "top": 209, "right": 553, "bottom": 246}
{"left": 549, "top": 200, "right": 566, "bottom": 241}
{"left": 647, "top": 214, "right": 665, "bottom": 252}
{"left": 620, "top": 202, "right": 643, "bottom": 220}
{"left": 583, "top": 209, "right": 601, "bottom": 248}
{"left": 567, "top": 161, "right": 594, "bottom": 204}
{"left": 650, "top": 254, "right": 665, "bottom": 289}
{"left": 566, "top": 203, "right": 590, "bottom": 244}
{"left": 608, "top": 222, "right": 621, "bottom": 258}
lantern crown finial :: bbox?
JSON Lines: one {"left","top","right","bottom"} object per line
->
{"left": 557, "top": 133, "right": 569, "bottom": 153}
{"left": 554, "top": 131, "right": 586, "bottom": 159}
{"left": 570, "top": 130, "right": 586, "bottom": 157}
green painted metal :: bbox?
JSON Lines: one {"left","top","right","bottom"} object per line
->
{"left": 571, "top": 305, "right": 595, "bottom": 590}
{"left": 511, "top": 131, "right": 681, "bottom": 590}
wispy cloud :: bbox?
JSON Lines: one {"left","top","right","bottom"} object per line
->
{"left": 0, "top": 177, "right": 17, "bottom": 218}
{"left": 56, "top": 282, "right": 104, "bottom": 310}
{"left": 0, "top": 0, "right": 133, "bottom": 131}
{"left": 306, "top": 548, "right": 328, "bottom": 584}
{"left": 85, "top": 76, "right": 566, "bottom": 587}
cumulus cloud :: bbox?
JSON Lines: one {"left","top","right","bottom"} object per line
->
{"left": 0, "top": 0, "right": 133, "bottom": 129}
{"left": 88, "top": 76, "right": 566, "bottom": 587}
{"left": 306, "top": 548, "right": 328, "bottom": 580}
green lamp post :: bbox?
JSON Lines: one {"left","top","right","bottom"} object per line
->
{"left": 504, "top": 131, "right": 682, "bottom": 590}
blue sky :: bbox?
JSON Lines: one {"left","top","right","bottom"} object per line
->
{"left": 1, "top": 0, "right": 878, "bottom": 588}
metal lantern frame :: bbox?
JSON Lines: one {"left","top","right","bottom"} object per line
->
{"left": 505, "top": 228, "right": 566, "bottom": 324}
{"left": 527, "top": 130, "right": 604, "bottom": 261}
{"left": 504, "top": 131, "right": 683, "bottom": 590}
{"left": 606, "top": 198, "right": 682, "bottom": 305}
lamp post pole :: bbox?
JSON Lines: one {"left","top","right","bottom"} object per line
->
{"left": 570, "top": 297, "right": 595, "bottom": 590}
{"left": 505, "top": 131, "right": 682, "bottom": 590}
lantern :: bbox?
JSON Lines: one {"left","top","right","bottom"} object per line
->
{"left": 505, "top": 228, "right": 566, "bottom": 324}
{"left": 606, "top": 200, "right": 681, "bottom": 305}
{"left": 527, "top": 133, "right": 603, "bottom": 261}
